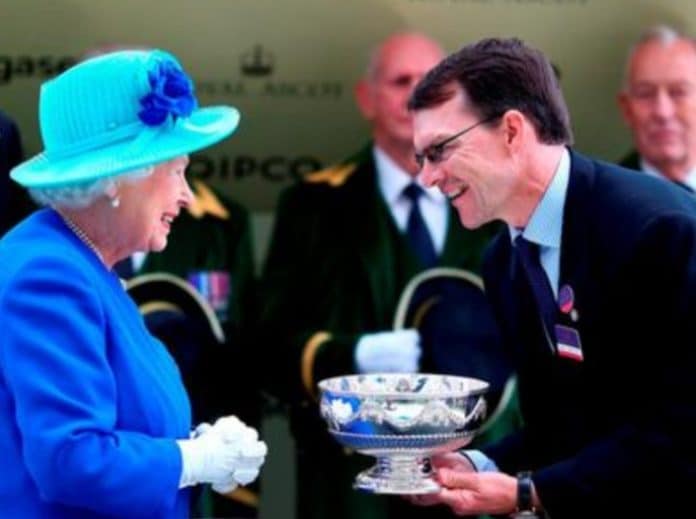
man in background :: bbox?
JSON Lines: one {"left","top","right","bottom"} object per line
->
{"left": 259, "top": 32, "right": 512, "bottom": 519}
{"left": 0, "top": 110, "right": 35, "bottom": 236}
{"left": 618, "top": 24, "right": 696, "bottom": 191}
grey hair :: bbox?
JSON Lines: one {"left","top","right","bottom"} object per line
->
{"left": 29, "top": 166, "right": 154, "bottom": 209}
{"left": 622, "top": 24, "right": 696, "bottom": 89}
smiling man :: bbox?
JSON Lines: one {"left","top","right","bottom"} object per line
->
{"left": 618, "top": 25, "right": 696, "bottom": 192}
{"left": 407, "top": 37, "right": 696, "bottom": 518}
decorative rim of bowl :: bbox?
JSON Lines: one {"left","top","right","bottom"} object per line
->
{"left": 317, "top": 373, "right": 489, "bottom": 399}
{"left": 331, "top": 431, "right": 474, "bottom": 441}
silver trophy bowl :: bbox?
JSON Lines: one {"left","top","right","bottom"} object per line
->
{"left": 317, "top": 373, "right": 488, "bottom": 495}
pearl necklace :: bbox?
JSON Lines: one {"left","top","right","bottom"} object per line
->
{"left": 56, "top": 210, "right": 106, "bottom": 265}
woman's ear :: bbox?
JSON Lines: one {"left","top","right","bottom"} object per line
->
{"left": 104, "top": 180, "right": 120, "bottom": 208}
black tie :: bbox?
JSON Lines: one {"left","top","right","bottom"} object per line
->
{"left": 514, "top": 236, "right": 557, "bottom": 347}
{"left": 403, "top": 183, "right": 438, "bottom": 268}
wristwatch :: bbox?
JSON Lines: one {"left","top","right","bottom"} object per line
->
{"left": 511, "top": 471, "right": 539, "bottom": 518}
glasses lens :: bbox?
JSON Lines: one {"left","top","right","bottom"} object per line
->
{"left": 428, "top": 147, "right": 442, "bottom": 164}
{"left": 415, "top": 153, "right": 425, "bottom": 170}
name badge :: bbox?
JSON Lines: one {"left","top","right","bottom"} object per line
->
{"left": 554, "top": 324, "right": 583, "bottom": 362}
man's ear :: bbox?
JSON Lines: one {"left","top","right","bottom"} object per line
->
{"left": 501, "top": 110, "right": 526, "bottom": 151}
{"left": 354, "top": 79, "right": 375, "bottom": 120}
{"left": 617, "top": 91, "right": 634, "bottom": 127}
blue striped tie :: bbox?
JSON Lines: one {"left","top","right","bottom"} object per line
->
{"left": 403, "top": 183, "right": 438, "bottom": 268}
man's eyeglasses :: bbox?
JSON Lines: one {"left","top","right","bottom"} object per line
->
{"left": 415, "top": 114, "right": 501, "bottom": 170}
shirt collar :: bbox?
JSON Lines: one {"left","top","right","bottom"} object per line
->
{"left": 373, "top": 145, "right": 445, "bottom": 204}
{"left": 640, "top": 157, "right": 696, "bottom": 191}
{"left": 508, "top": 148, "right": 570, "bottom": 249}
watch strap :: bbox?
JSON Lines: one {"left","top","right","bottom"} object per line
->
{"left": 516, "top": 470, "right": 535, "bottom": 513}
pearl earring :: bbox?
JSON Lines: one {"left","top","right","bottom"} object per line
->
{"left": 111, "top": 196, "right": 120, "bottom": 208}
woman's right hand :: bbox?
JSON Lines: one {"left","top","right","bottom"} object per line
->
{"left": 177, "top": 415, "right": 267, "bottom": 491}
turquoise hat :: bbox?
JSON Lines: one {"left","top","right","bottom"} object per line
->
{"left": 11, "top": 49, "right": 239, "bottom": 188}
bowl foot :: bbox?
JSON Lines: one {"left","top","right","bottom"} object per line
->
{"left": 354, "top": 455, "right": 440, "bottom": 494}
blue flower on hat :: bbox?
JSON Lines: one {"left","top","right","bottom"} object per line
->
{"left": 138, "top": 56, "right": 198, "bottom": 126}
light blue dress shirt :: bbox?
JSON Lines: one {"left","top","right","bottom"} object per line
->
{"left": 507, "top": 148, "right": 570, "bottom": 297}
{"left": 466, "top": 148, "right": 570, "bottom": 472}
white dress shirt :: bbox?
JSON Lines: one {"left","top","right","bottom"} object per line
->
{"left": 373, "top": 146, "right": 449, "bottom": 253}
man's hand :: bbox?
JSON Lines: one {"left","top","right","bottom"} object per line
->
{"left": 405, "top": 452, "right": 474, "bottom": 507}
{"left": 407, "top": 452, "right": 517, "bottom": 515}
{"left": 435, "top": 469, "right": 517, "bottom": 516}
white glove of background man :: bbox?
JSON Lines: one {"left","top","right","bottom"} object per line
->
{"left": 354, "top": 329, "right": 421, "bottom": 373}
{"left": 177, "top": 415, "right": 267, "bottom": 493}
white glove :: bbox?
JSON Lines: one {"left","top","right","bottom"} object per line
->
{"left": 207, "top": 416, "right": 267, "bottom": 488}
{"left": 354, "top": 329, "right": 421, "bottom": 373}
{"left": 177, "top": 415, "right": 267, "bottom": 491}
{"left": 191, "top": 416, "right": 265, "bottom": 494}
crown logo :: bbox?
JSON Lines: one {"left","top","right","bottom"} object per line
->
{"left": 240, "top": 45, "right": 274, "bottom": 77}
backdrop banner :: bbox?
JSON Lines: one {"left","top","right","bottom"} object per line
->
{"left": 1, "top": 0, "right": 694, "bottom": 210}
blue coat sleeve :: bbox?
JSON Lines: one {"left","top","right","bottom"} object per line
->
{"left": 0, "top": 254, "right": 183, "bottom": 517}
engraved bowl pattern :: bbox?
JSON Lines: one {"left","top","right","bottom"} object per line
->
{"left": 317, "top": 374, "right": 489, "bottom": 494}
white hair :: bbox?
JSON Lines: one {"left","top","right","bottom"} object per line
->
{"left": 622, "top": 24, "right": 695, "bottom": 89}
{"left": 363, "top": 32, "right": 443, "bottom": 82}
{"left": 29, "top": 166, "right": 154, "bottom": 209}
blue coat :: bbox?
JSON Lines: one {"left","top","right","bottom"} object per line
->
{"left": 0, "top": 209, "right": 192, "bottom": 518}
{"left": 482, "top": 150, "right": 696, "bottom": 518}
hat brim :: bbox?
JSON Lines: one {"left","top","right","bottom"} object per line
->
{"left": 125, "top": 272, "right": 225, "bottom": 344}
{"left": 11, "top": 106, "right": 239, "bottom": 188}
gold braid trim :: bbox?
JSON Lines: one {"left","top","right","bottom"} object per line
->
{"left": 220, "top": 486, "right": 259, "bottom": 508}
{"left": 301, "top": 331, "right": 332, "bottom": 398}
{"left": 303, "top": 163, "right": 356, "bottom": 187}
{"left": 411, "top": 296, "right": 440, "bottom": 328}
{"left": 187, "top": 180, "right": 230, "bottom": 220}
{"left": 139, "top": 301, "right": 181, "bottom": 315}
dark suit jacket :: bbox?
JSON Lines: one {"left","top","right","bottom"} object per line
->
{"left": 619, "top": 149, "right": 695, "bottom": 194}
{"left": 259, "top": 147, "right": 501, "bottom": 519}
{"left": 0, "top": 111, "right": 34, "bottom": 236}
{"left": 482, "top": 150, "right": 696, "bottom": 518}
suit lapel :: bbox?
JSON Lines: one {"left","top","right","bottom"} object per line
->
{"left": 558, "top": 150, "right": 595, "bottom": 329}
{"left": 488, "top": 150, "right": 596, "bottom": 353}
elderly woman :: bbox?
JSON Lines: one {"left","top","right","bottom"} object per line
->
{"left": 0, "top": 50, "right": 266, "bottom": 518}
